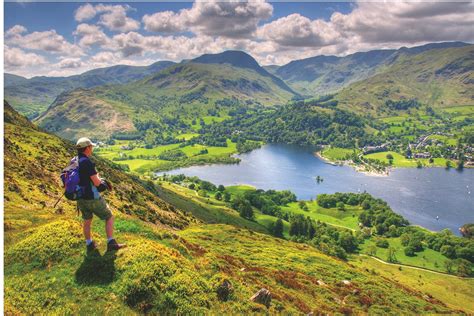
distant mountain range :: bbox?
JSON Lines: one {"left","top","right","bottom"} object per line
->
{"left": 5, "top": 61, "right": 175, "bottom": 119}
{"left": 5, "top": 41, "right": 473, "bottom": 140}
{"left": 269, "top": 42, "right": 471, "bottom": 96}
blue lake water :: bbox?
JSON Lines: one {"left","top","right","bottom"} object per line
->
{"left": 159, "top": 144, "right": 474, "bottom": 234}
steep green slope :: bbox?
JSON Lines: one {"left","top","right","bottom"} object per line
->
{"left": 5, "top": 61, "right": 174, "bottom": 119}
{"left": 36, "top": 56, "right": 296, "bottom": 141}
{"left": 273, "top": 42, "right": 470, "bottom": 96}
{"left": 4, "top": 100, "right": 192, "bottom": 231}
{"left": 336, "top": 45, "right": 474, "bottom": 116}
{"left": 4, "top": 102, "right": 456, "bottom": 314}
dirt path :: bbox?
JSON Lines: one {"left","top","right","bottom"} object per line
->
{"left": 359, "top": 254, "right": 473, "bottom": 279}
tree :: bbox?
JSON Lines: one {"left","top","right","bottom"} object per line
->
{"left": 189, "top": 183, "right": 195, "bottom": 190}
{"left": 404, "top": 246, "right": 416, "bottom": 256}
{"left": 223, "top": 191, "right": 231, "bottom": 202}
{"left": 387, "top": 246, "right": 397, "bottom": 263}
{"left": 440, "top": 245, "right": 456, "bottom": 258}
{"left": 361, "top": 200, "right": 371, "bottom": 210}
{"left": 446, "top": 160, "right": 452, "bottom": 169}
{"left": 218, "top": 185, "right": 225, "bottom": 192}
{"left": 400, "top": 233, "right": 410, "bottom": 246}
{"left": 367, "top": 245, "right": 377, "bottom": 256}
{"left": 445, "top": 259, "right": 454, "bottom": 273}
{"left": 376, "top": 239, "right": 389, "bottom": 248}
{"left": 386, "top": 153, "right": 394, "bottom": 160}
{"left": 456, "top": 259, "right": 472, "bottom": 277}
{"left": 239, "top": 202, "right": 253, "bottom": 219}
{"left": 215, "top": 192, "right": 223, "bottom": 201}
{"left": 337, "top": 202, "right": 345, "bottom": 211}
{"left": 273, "top": 219, "right": 284, "bottom": 238}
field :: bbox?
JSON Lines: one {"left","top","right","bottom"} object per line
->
{"left": 320, "top": 147, "right": 355, "bottom": 161}
{"left": 363, "top": 151, "right": 454, "bottom": 168}
{"left": 351, "top": 255, "right": 474, "bottom": 313}
{"left": 359, "top": 237, "right": 449, "bottom": 273}
{"left": 281, "top": 200, "right": 361, "bottom": 231}
{"left": 95, "top": 139, "right": 238, "bottom": 173}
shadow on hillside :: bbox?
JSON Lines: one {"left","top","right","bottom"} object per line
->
{"left": 75, "top": 249, "right": 117, "bottom": 285}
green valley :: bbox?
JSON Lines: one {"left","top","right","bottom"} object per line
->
{"left": 6, "top": 101, "right": 465, "bottom": 314}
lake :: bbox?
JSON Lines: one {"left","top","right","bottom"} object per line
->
{"left": 159, "top": 144, "right": 474, "bottom": 234}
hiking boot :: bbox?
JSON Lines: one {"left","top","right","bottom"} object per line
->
{"left": 107, "top": 239, "right": 126, "bottom": 251}
{"left": 86, "top": 241, "right": 98, "bottom": 252}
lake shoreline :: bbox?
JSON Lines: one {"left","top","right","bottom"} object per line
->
{"left": 315, "top": 151, "right": 390, "bottom": 177}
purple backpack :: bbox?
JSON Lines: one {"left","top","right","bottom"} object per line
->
{"left": 60, "top": 156, "right": 87, "bottom": 200}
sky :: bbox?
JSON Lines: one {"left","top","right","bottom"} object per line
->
{"left": 5, "top": 1, "right": 474, "bottom": 78}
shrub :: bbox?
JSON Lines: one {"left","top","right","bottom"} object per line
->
{"left": 6, "top": 220, "right": 83, "bottom": 268}
{"left": 375, "top": 239, "right": 389, "bottom": 248}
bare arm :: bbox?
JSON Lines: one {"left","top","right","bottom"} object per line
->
{"left": 90, "top": 173, "right": 102, "bottom": 187}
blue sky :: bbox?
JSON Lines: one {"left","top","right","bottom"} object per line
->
{"left": 4, "top": 1, "right": 473, "bottom": 77}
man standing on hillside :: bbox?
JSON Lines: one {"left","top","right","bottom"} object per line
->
{"left": 75, "top": 137, "right": 126, "bottom": 252}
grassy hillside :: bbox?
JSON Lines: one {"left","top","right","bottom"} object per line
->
{"left": 336, "top": 45, "right": 474, "bottom": 116}
{"left": 4, "top": 100, "right": 192, "bottom": 231}
{"left": 35, "top": 54, "right": 296, "bottom": 141}
{"left": 4, "top": 61, "right": 175, "bottom": 119}
{"left": 5, "top": 101, "right": 459, "bottom": 314}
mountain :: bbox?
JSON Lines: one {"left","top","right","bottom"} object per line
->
{"left": 273, "top": 42, "right": 471, "bottom": 96}
{"left": 4, "top": 61, "right": 175, "bottom": 119}
{"left": 4, "top": 73, "right": 29, "bottom": 87}
{"left": 192, "top": 50, "right": 297, "bottom": 95}
{"left": 36, "top": 51, "right": 297, "bottom": 140}
{"left": 336, "top": 44, "right": 474, "bottom": 115}
{"left": 4, "top": 101, "right": 455, "bottom": 314}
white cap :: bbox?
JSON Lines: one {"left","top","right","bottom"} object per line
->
{"left": 76, "top": 137, "right": 97, "bottom": 149}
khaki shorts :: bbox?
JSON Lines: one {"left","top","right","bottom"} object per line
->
{"left": 77, "top": 197, "right": 112, "bottom": 220}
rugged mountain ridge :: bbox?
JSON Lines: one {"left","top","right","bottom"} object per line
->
{"left": 272, "top": 41, "right": 471, "bottom": 96}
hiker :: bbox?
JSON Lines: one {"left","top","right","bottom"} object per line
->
{"left": 75, "top": 137, "right": 126, "bottom": 252}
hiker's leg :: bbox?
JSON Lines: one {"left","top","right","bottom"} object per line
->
{"left": 105, "top": 215, "right": 114, "bottom": 239}
{"left": 83, "top": 218, "right": 93, "bottom": 240}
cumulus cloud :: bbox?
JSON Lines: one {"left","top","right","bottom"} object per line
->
{"left": 6, "top": 29, "right": 83, "bottom": 56}
{"left": 4, "top": 46, "right": 47, "bottom": 69}
{"left": 58, "top": 58, "right": 84, "bottom": 69}
{"left": 74, "top": 23, "right": 110, "bottom": 47}
{"left": 143, "top": 10, "right": 185, "bottom": 33}
{"left": 6, "top": 25, "right": 28, "bottom": 37}
{"left": 330, "top": 2, "right": 474, "bottom": 46}
{"left": 256, "top": 13, "right": 338, "bottom": 47}
{"left": 74, "top": 3, "right": 140, "bottom": 32}
{"left": 143, "top": 0, "right": 272, "bottom": 38}
{"left": 74, "top": 3, "right": 97, "bottom": 22}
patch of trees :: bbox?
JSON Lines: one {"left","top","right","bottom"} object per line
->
{"left": 236, "top": 140, "right": 261, "bottom": 153}
{"left": 317, "top": 192, "right": 409, "bottom": 236}
{"left": 158, "top": 149, "right": 187, "bottom": 161}
{"left": 111, "top": 131, "right": 144, "bottom": 140}
{"left": 385, "top": 99, "right": 421, "bottom": 111}
{"left": 288, "top": 214, "right": 359, "bottom": 260}
{"left": 424, "top": 229, "right": 474, "bottom": 264}
{"left": 198, "top": 104, "right": 377, "bottom": 149}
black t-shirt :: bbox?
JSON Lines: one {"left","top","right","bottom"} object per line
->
{"left": 78, "top": 153, "right": 98, "bottom": 200}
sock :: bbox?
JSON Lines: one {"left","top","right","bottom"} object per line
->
{"left": 86, "top": 239, "right": 93, "bottom": 246}
{"left": 107, "top": 237, "right": 114, "bottom": 243}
